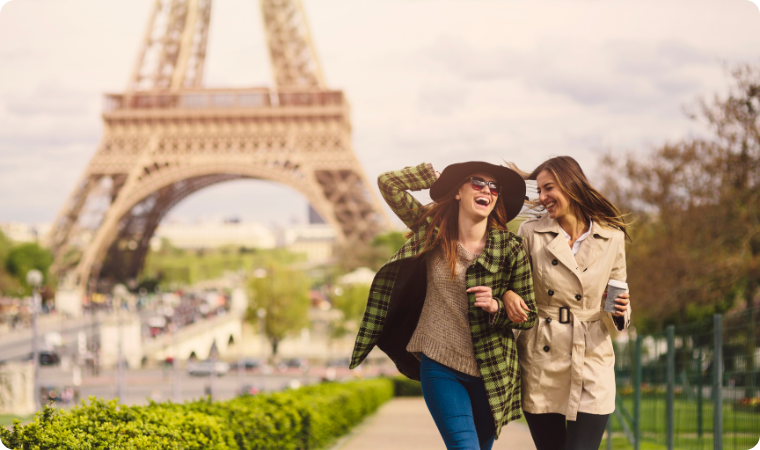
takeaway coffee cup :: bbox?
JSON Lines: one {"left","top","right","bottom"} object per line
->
{"left": 604, "top": 279, "right": 628, "bottom": 313}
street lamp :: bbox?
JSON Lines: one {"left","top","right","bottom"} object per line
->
{"left": 112, "top": 283, "right": 128, "bottom": 401}
{"left": 26, "top": 269, "right": 43, "bottom": 411}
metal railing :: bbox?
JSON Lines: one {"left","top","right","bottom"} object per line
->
{"left": 103, "top": 89, "right": 345, "bottom": 112}
{"left": 609, "top": 308, "right": 760, "bottom": 449}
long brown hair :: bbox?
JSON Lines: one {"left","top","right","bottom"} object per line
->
{"left": 406, "top": 177, "right": 510, "bottom": 277}
{"left": 510, "top": 156, "right": 630, "bottom": 240}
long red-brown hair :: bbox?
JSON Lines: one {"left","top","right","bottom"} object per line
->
{"left": 406, "top": 177, "right": 510, "bottom": 278}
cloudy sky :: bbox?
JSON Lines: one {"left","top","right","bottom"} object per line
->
{"left": 0, "top": 0, "right": 759, "bottom": 229}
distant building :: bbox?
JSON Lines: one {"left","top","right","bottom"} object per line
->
{"left": 149, "top": 215, "right": 337, "bottom": 264}
{"left": 0, "top": 222, "right": 51, "bottom": 245}
{"left": 153, "top": 221, "right": 276, "bottom": 250}
{"left": 280, "top": 224, "right": 336, "bottom": 264}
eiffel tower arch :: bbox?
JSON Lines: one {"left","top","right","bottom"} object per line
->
{"left": 48, "top": 0, "right": 391, "bottom": 294}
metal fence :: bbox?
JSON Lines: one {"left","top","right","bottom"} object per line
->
{"left": 609, "top": 308, "right": 760, "bottom": 450}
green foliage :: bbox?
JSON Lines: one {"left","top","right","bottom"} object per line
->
{"left": 0, "top": 229, "right": 12, "bottom": 263}
{"left": 0, "top": 230, "right": 23, "bottom": 295}
{"left": 0, "top": 399, "right": 235, "bottom": 450}
{"left": 371, "top": 231, "right": 406, "bottom": 256}
{"left": 391, "top": 376, "right": 423, "bottom": 397}
{"left": 330, "top": 284, "right": 370, "bottom": 339}
{"left": 335, "top": 231, "right": 408, "bottom": 272}
{"left": 0, "top": 379, "right": 394, "bottom": 450}
{"left": 142, "top": 242, "right": 303, "bottom": 288}
{"left": 4, "top": 242, "right": 53, "bottom": 295}
{"left": 0, "top": 267, "right": 21, "bottom": 296}
{"left": 600, "top": 63, "right": 760, "bottom": 330}
{"left": 247, "top": 262, "right": 311, "bottom": 355}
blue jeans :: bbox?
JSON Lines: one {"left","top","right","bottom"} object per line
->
{"left": 420, "top": 355, "right": 495, "bottom": 450}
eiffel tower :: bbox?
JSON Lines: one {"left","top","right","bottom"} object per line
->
{"left": 48, "top": 0, "right": 390, "bottom": 294}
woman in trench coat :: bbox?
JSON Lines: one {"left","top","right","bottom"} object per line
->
{"left": 350, "top": 162, "right": 537, "bottom": 449}
{"left": 503, "top": 156, "right": 632, "bottom": 450}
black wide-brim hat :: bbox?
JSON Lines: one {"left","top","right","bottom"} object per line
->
{"left": 430, "top": 161, "right": 526, "bottom": 222}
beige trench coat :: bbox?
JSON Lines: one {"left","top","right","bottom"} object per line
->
{"left": 515, "top": 215, "right": 631, "bottom": 420}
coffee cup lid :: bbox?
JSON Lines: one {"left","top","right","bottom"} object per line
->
{"left": 608, "top": 279, "right": 628, "bottom": 289}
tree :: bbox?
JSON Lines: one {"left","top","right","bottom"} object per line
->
{"left": 330, "top": 283, "right": 370, "bottom": 339}
{"left": 0, "top": 230, "right": 20, "bottom": 295}
{"left": 246, "top": 262, "right": 311, "bottom": 356}
{"left": 5, "top": 242, "right": 54, "bottom": 296}
{"left": 601, "top": 63, "right": 760, "bottom": 331}
{"left": 334, "top": 230, "right": 407, "bottom": 273}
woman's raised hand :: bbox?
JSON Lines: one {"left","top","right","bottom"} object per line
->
{"left": 502, "top": 290, "right": 530, "bottom": 323}
{"left": 467, "top": 286, "right": 498, "bottom": 314}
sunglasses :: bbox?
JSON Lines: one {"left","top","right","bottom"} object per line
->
{"left": 470, "top": 177, "right": 501, "bottom": 196}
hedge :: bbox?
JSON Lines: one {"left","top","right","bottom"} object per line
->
{"left": 0, "top": 379, "right": 394, "bottom": 450}
{"left": 391, "top": 376, "right": 423, "bottom": 397}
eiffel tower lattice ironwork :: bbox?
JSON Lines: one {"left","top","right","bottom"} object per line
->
{"left": 48, "top": 0, "right": 391, "bottom": 294}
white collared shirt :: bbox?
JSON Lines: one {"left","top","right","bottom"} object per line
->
{"left": 559, "top": 221, "right": 593, "bottom": 256}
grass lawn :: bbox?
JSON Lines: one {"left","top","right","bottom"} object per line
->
{"left": 599, "top": 436, "right": 668, "bottom": 450}
{"left": 604, "top": 396, "right": 760, "bottom": 450}
{"left": 615, "top": 395, "right": 759, "bottom": 434}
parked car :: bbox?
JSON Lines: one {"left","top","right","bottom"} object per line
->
{"left": 326, "top": 357, "right": 350, "bottom": 368}
{"left": 187, "top": 360, "right": 230, "bottom": 377}
{"left": 231, "top": 358, "right": 264, "bottom": 371}
{"left": 277, "top": 358, "right": 308, "bottom": 372}
{"left": 40, "top": 350, "right": 60, "bottom": 366}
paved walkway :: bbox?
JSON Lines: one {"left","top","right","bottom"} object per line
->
{"left": 335, "top": 398, "right": 536, "bottom": 450}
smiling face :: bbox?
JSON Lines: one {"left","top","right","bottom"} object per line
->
{"left": 536, "top": 169, "right": 572, "bottom": 220}
{"left": 456, "top": 171, "right": 499, "bottom": 221}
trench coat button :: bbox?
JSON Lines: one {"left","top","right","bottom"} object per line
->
{"left": 575, "top": 294, "right": 582, "bottom": 301}
{"left": 543, "top": 346, "right": 550, "bottom": 352}
{"left": 552, "top": 259, "right": 558, "bottom": 266}
{"left": 548, "top": 290, "right": 554, "bottom": 296}
{"left": 546, "top": 317, "right": 552, "bottom": 323}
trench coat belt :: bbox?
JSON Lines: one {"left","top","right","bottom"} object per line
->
{"left": 537, "top": 305, "right": 601, "bottom": 322}
{"left": 536, "top": 305, "right": 602, "bottom": 421}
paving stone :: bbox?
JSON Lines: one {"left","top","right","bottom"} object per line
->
{"left": 337, "top": 398, "right": 536, "bottom": 450}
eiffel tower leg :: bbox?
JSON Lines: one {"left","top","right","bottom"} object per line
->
{"left": 49, "top": 174, "right": 97, "bottom": 270}
{"left": 68, "top": 148, "right": 367, "bottom": 293}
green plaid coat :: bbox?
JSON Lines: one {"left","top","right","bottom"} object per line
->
{"left": 350, "top": 163, "right": 537, "bottom": 437}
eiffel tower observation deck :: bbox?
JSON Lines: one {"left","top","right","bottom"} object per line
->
{"left": 48, "top": 0, "right": 391, "bottom": 295}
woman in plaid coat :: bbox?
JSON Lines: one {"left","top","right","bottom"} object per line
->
{"left": 350, "top": 162, "right": 537, "bottom": 449}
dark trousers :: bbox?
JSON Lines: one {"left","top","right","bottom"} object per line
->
{"left": 419, "top": 354, "right": 495, "bottom": 450}
{"left": 523, "top": 411, "right": 610, "bottom": 450}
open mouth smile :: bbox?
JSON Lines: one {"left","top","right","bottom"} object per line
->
{"left": 475, "top": 197, "right": 491, "bottom": 208}
{"left": 544, "top": 200, "right": 556, "bottom": 211}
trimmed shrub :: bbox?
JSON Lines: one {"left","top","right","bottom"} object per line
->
{"left": 0, "top": 379, "right": 393, "bottom": 450}
{"left": 392, "top": 376, "right": 423, "bottom": 397}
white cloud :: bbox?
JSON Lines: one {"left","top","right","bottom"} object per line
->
{"left": 0, "top": 0, "right": 759, "bottom": 228}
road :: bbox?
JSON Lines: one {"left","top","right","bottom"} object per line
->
{"left": 38, "top": 366, "right": 326, "bottom": 407}
{"left": 0, "top": 313, "right": 104, "bottom": 363}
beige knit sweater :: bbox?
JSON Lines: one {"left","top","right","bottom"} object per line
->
{"left": 406, "top": 243, "right": 481, "bottom": 377}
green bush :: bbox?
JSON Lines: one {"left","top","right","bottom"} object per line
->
{"left": 0, "top": 379, "right": 393, "bottom": 450}
{"left": 392, "top": 376, "right": 423, "bottom": 397}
